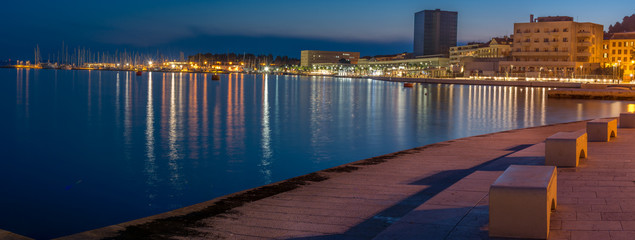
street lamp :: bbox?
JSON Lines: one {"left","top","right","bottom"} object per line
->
{"left": 579, "top": 65, "right": 583, "bottom": 80}
{"left": 618, "top": 60, "right": 622, "bottom": 83}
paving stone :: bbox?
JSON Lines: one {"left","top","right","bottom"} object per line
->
{"left": 609, "top": 230, "right": 635, "bottom": 240}
{"left": 569, "top": 230, "right": 611, "bottom": 240}
{"left": 373, "top": 222, "right": 453, "bottom": 240}
{"left": 548, "top": 230, "right": 571, "bottom": 240}
{"left": 561, "top": 220, "right": 623, "bottom": 230}
{"left": 395, "top": 204, "right": 471, "bottom": 226}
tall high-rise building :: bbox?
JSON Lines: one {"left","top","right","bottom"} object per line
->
{"left": 413, "top": 9, "right": 458, "bottom": 57}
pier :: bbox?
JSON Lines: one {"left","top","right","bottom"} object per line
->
{"left": 46, "top": 119, "right": 635, "bottom": 239}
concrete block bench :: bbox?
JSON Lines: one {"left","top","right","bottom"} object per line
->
{"left": 620, "top": 112, "right": 635, "bottom": 128}
{"left": 489, "top": 165, "right": 557, "bottom": 239}
{"left": 545, "top": 129, "right": 587, "bottom": 167}
{"left": 587, "top": 118, "right": 617, "bottom": 142}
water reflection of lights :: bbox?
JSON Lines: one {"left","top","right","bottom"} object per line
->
{"left": 260, "top": 74, "right": 272, "bottom": 183}
{"left": 145, "top": 72, "right": 158, "bottom": 201}
{"left": 167, "top": 72, "right": 182, "bottom": 189}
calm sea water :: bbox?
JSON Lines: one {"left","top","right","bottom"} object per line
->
{"left": 1, "top": 68, "right": 633, "bottom": 238}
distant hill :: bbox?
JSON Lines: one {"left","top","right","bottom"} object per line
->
{"left": 608, "top": 14, "right": 635, "bottom": 33}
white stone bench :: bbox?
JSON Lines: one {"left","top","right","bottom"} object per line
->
{"left": 489, "top": 165, "right": 557, "bottom": 239}
{"left": 587, "top": 118, "right": 617, "bottom": 142}
{"left": 620, "top": 112, "right": 635, "bottom": 128}
{"left": 545, "top": 129, "right": 587, "bottom": 167}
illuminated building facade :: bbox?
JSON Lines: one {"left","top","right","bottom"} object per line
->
{"left": 300, "top": 50, "right": 360, "bottom": 66}
{"left": 450, "top": 37, "right": 512, "bottom": 66}
{"left": 500, "top": 16, "right": 603, "bottom": 77}
{"left": 601, "top": 32, "right": 635, "bottom": 81}
{"left": 414, "top": 9, "right": 458, "bottom": 57}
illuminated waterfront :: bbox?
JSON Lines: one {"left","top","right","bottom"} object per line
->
{"left": 2, "top": 68, "right": 635, "bottom": 238}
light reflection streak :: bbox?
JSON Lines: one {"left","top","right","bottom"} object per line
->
{"left": 202, "top": 74, "right": 209, "bottom": 160}
{"left": 540, "top": 88, "right": 546, "bottom": 125}
{"left": 87, "top": 70, "right": 91, "bottom": 112}
{"left": 260, "top": 75, "right": 272, "bottom": 183}
{"left": 188, "top": 73, "right": 199, "bottom": 160}
{"left": 145, "top": 72, "right": 157, "bottom": 202}
{"left": 116, "top": 72, "right": 120, "bottom": 130}
{"left": 168, "top": 73, "right": 181, "bottom": 188}
{"left": 124, "top": 71, "right": 131, "bottom": 148}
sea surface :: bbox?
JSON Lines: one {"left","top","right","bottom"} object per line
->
{"left": 1, "top": 68, "right": 633, "bottom": 238}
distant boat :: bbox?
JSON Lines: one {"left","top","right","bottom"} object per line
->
{"left": 211, "top": 75, "right": 220, "bottom": 80}
{"left": 404, "top": 82, "right": 414, "bottom": 88}
{"left": 39, "top": 62, "right": 57, "bottom": 69}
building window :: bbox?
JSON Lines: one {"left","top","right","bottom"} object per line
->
{"left": 619, "top": 50, "right": 622, "bottom": 54}
{"left": 563, "top": 38, "right": 568, "bottom": 42}
{"left": 603, "top": 53, "right": 608, "bottom": 58}
{"left": 535, "top": 48, "right": 540, "bottom": 52}
{"left": 534, "top": 39, "right": 539, "bottom": 43}
{"left": 619, "top": 42, "right": 622, "bottom": 47}
{"left": 544, "top": 38, "right": 549, "bottom": 42}
{"left": 603, "top": 44, "right": 608, "bottom": 49}
{"left": 516, "top": 29, "right": 521, "bottom": 33}
{"left": 613, "top": 42, "right": 616, "bottom": 47}
{"left": 563, "top": 28, "right": 568, "bottom": 32}
{"left": 535, "top": 29, "right": 540, "bottom": 33}
{"left": 613, "top": 50, "right": 616, "bottom": 54}
{"left": 554, "top": 48, "right": 559, "bottom": 52}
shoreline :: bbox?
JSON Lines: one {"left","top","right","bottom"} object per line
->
{"left": 0, "top": 66, "right": 616, "bottom": 89}
{"left": 368, "top": 76, "right": 583, "bottom": 88}
{"left": 51, "top": 120, "right": 590, "bottom": 240}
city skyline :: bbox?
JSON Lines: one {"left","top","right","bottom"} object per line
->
{"left": 1, "top": 0, "right": 633, "bottom": 60}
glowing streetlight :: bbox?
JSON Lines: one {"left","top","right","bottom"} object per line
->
{"left": 148, "top": 61, "right": 153, "bottom": 65}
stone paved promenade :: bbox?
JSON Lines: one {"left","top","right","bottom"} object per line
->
{"left": 25, "top": 120, "right": 635, "bottom": 239}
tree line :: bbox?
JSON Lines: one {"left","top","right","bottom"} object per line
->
{"left": 608, "top": 14, "right": 635, "bottom": 33}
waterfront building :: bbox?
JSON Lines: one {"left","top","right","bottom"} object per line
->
{"left": 500, "top": 15, "right": 603, "bottom": 78}
{"left": 357, "top": 56, "right": 450, "bottom": 78}
{"left": 601, "top": 32, "right": 635, "bottom": 81}
{"left": 450, "top": 37, "right": 512, "bottom": 74}
{"left": 414, "top": 9, "right": 458, "bottom": 57}
{"left": 360, "top": 52, "right": 412, "bottom": 62}
{"left": 300, "top": 50, "right": 360, "bottom": 67}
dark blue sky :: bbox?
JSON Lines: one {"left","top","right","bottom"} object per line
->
{"left": 1, "top": 0, "right": 633, "bottom": 60}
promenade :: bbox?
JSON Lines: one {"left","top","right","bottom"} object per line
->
{"left": 40, "top": 119, "right": 630, "bottom": 240}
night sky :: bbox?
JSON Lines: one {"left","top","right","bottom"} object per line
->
{"left": 1, "top": 0, "right": 633, "bottom": 61}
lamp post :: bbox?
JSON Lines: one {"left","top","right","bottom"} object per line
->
{"left": 579, "top": 65, "right": 583, "bottom": 80}
{"left": 618, "top": 60, "right": 622, "bottom": 83}
{"left": 510, "top": 64, "right": 514, "bottom": 80}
